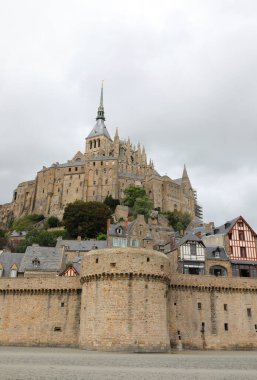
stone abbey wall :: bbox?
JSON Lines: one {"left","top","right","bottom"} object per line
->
{"left": 1, "top": 250, "right": 257, "bottom": 351}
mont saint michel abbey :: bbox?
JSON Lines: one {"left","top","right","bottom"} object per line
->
{"left": 0, "top": 85, "right": 198, "bottom": 227}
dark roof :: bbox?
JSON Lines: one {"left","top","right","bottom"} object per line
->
{"left": 177, "top": 233, "right": 203, "bottom": 247}
{"left": 212, "top": 217, "right": 239, "bottom": 235}
{"left": 109, "top": 224, "right": 128, "bottom": 237}
{"left": 174, "top": 178, "right": 182, "bottom": 185}
{"left": 19, "top": 246, "right": 64, "bottom": 272}
{"left": 57, "top": 239, "right": 107, "bottom": 251}
{"left": 231, "top": 260, "right": 257, "bottom": 265}
{"left": 118, "top": 172, "right": 144, "bottom": 180}
{"left": 87, "top": 119, "right": 112, "bottom": 140}
{"left": 0, "top": 252, "right": 24, "bottom": 277}
{"left": 205, "top": 246, "right": 230, "bottom": 260}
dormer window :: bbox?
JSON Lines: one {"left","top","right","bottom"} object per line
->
{"left": 10, "top": 264, "right": 18, "bottom": 278}
{"left": 32, "top": 258, "right": 40, "bottom": 267}
{"left": 116, "top": 227, "right": 123, "bottom": 235}
{"left": 213, "top": 247, "right": 221, "bottom": 258}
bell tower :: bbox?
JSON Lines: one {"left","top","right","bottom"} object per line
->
{"left": 85, "top": 82, "right": 113, "bottom": 158}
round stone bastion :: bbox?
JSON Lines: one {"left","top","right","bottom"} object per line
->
{"left": 79, "top": 248, "right": 171, "bottom": 352}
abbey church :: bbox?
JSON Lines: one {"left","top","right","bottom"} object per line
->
{"left": 0, "top": 86, "right": 198, "bottom": 227}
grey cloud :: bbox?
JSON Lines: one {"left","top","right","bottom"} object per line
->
{"left": 0, "top": 0, "right": 257, "bottom": 229}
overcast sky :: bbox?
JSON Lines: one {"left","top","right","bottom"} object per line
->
{"left": 0, "top": 0, "right": 257, "bottom": 229}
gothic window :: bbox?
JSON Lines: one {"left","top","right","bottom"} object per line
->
{"left": 94, "top": 140, "right": 96, "bottom": 148}
{"left": 98, "top": 139, "right": 100, "bottom": 147}
{"left": 90, "top": 141, "right": 92, "bottom": 149}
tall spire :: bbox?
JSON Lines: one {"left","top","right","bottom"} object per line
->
{"left": 96, "top": 81, "right": 105, "bottom": 121}
{"left": 182, "top": 164, "right": 189, "bottom": 179}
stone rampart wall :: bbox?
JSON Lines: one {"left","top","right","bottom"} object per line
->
{"left": 169, "top": 274, "right": 257, "bottom": 350}
{"left": 0, "top": 277, "right": 81, "bottom": 347}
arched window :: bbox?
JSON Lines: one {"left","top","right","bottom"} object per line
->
{"left": 209, "top": 265, "right": 227, "bottom": 277}
{"left": 0, "top": 263, "right": 3, "bottom": 277}
{"left": 10, "top": 264, "right": 18, "bottom": 278}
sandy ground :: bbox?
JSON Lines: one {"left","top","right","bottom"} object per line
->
{"left": 0, "top": 346, "right": 257, "bottom": 380}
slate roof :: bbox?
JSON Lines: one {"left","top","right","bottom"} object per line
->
{"left": 109, "top": 224, "right": 128, "bottom": 237}
{"left": 109, "top": 220, "right": 138, "bottom": 237}
{"left": 205, "top": 246, "right": 230, "bottom": 260}
{"left": 212, "top": 217, "right": 239, "bottom": 235}
{"left": 56, "top": 239, "right": 107, "bottom": 251}
{"left": 118, "top": 172, "right": 144, "bottom": 180}
{"left": 0, "top": 252, "right": 24, "bottom": 277}
{"left": 230, "top": 259, "right": 257, "bottom": 265}
{"left": 87, "top": 119, "right": 112, "bottom": 140}
{"left": 177, "top": 233, "right": 203, "bottom": 247}
{"left": 174, "top": 178, "right": 182, "bottom": 185}
{"left": 19, "top": 246, "right": 64, "bottom": 273}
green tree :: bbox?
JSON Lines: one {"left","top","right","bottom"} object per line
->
{"left": 165, "top": 211, "right": 191, "bottom": 232}
{"left": 0, "top": 229, "right": 6, "bottom": 238}
{"left": 132, "top": 196, "right": 153, "bottom": 218}
{"left": 12, "top": 214, "right": 45, "bottom": 231}
{"left": 63, "top": 200, "right": 112, "bottom": 239}
{"left": 46, "top": 216, "right": 62, "bottom": 228}
{"left": 96, "top": 233, "right": 107, "bottom": 241}
{"left": 123, "top": 186, "right": 146, "bottom": 207}
{"left": 15, "top": 229, "right": 67, "bottom": 253}
{"left": 103, "top": 195, "right": 120, "bottom": 213}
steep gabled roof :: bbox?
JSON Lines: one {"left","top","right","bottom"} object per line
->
{"left": 214, "top": 216, "right": 257, "bottom": 237}
{"left": 205, "top": 246, "right": 230, "bottom": 260}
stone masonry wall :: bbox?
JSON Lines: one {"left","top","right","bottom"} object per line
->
{"left": 169, "top": 274, "right": 257, "bottom": 350}
{"left": 79, "top": 248, "right": 170, "bottom": 352}
{"left": 0, "top": 277, "right": 81, "bottom": 347}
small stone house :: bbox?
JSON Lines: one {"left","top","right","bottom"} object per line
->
{"left": 19, "top": 245, "right": 65, "bottom": 277}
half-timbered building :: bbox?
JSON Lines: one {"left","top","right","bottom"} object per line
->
{"left": 169, "top": 233, "right": 206, "bottom": 275}
{"left": 203, "top": 216, "right": 257, "bottom": 277}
